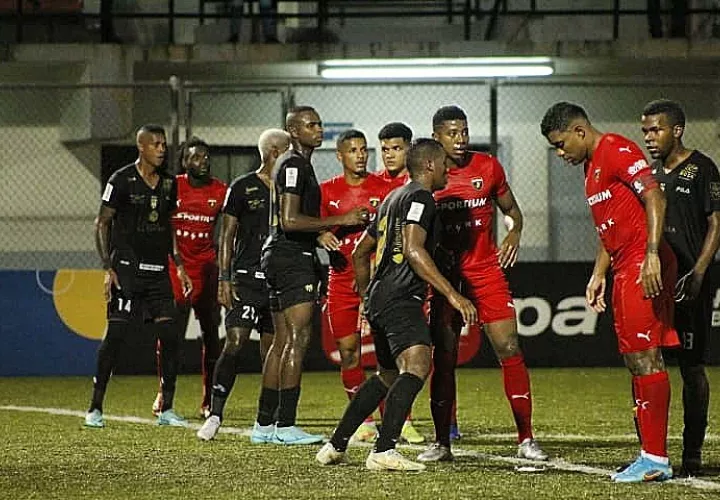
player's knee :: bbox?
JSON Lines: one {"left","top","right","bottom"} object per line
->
{"left": 624, "top": 349, "right": 664, "bottom": 376}
{"left": 223, "top": 328, "right": 249, "bottom": 355}
{"left": 288, "top": 326, "right": 312, "bottom": 350}
{"left": 679, "top": 363, "right": 707, "bottom": 384}
{"left": 377, "top": 368, "right": 398, "bottom": 387}
{"left": 339, "top": 349, "right": 360, "bottom": 369}
{"left": 98, "top": 321, "right": 128, "bottom": 355}
{"left": 155, "top": 318, "right": 179, "bottom": 347}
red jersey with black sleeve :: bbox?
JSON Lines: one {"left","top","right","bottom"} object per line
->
{"left": 433, "top": 152, "right": 509, "bottom": 270}
{"left": 320, "top": 173, "right": 393, "bottom": 299}
{"left": 584, "top": 134, "right": 658, "bottom": 270}
{"left": 171, "top": 174, "right": 227, "bottom": 267}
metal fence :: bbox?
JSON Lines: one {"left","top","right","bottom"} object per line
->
{"left": 1, "top": 1, "right": 719, "bottom": 44}
{"left": 1, "top": 77, "right": 718, "bottom": 270}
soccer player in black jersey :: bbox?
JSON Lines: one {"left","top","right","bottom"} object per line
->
{"left": 84, "top": 124, "right": 193, "bottom": 428}
{"left": 316, "top": 139, "right": 477, "bottom": 471}
{"left": 196, "top": 128, "right": 291, "bottom": 441}
{"left": 251, "top": 106, "right": 369, "bottom": 445}
{"left": 642, "top": 99, "right": 720, "bottom": 476}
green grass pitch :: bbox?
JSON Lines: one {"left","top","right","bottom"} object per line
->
{"left": 1, "top": 367, "right": 719, "bottom": 499}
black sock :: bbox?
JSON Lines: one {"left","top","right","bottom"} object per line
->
{"left": 374, "top": 373, "right": 425, "bottom": 453}
{"left": 680, "top": 364, "right": 709, "bottom": 460}
{"left": 89, "top": 321, "right": 127, "bottom": 412}
{"left": 256, "top": 387, "right": 280, "bottom": 426}
{"left": 276, "top": 387, "right": 301, "bottom": 428}
{"left": 156, "top": 320, "right": 180, "bottom": 412}
{"left": 210, "top": 350, "right": 238, "bottom": 419}
{"left": 330, "top": 375, "right": 388, "bottom": 452}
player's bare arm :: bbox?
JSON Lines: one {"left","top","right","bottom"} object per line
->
{"left": 685, "top": 211, "right": 720, "bottom": 300}
{"left": 496, "top": 188, "right": 523, "bottom": 268}
{"left": 403, "top": 224, "right": 477, "bottom": 326}
{"left": 352, "top": 229, "right": 376, "bottom": 298}
{"left": 217, "top": 212, "right": 238, "bottom": 310}
{"left": 95, "top": 204, "right": 120, "bottom": 301}
{"left": 172, "top": 229, "right": 193, "bottom": 298}
{"left": 280, "top": 192, "right": 368, "bottom": 232}
{"left": 638, "top": 186, "right": 667, "bottom": 298}
{"left": 586, "top": 242, "right": 610, "bottom": 313}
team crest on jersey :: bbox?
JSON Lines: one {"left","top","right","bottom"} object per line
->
{"left": 369, "top": 197, "right": 381, "bottom": 207}
{"left": 471, "top": 177, "right": 484, "bottom": 190}
{"left": 248, "top": 199, "right": 265, "bottom": 210}
{"left": 593, "top": 168, "right": 601, "bottom": 181}
{"left": 208, "top": 199, "right": 217, "bottom": 208}
{"left": 680, "top": 163, "right": 698, "bottom": 180}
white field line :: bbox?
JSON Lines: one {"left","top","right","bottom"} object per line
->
{"left": 1, "top": 405, "right": 719, "bottom": 491}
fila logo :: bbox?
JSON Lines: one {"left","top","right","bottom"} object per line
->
{"left": 329, "top": 200, "right": 340, "bottom": 208}
{"left": 619, "top": 146, "right": 632, "bottom": 153}
{"left": 636, "top": 331, "right": 651, "bottom": 342}
{"left": 511, "top": 392, "right": 530, "bottom": 400}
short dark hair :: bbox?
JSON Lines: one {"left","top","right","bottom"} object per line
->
{"left": 137, "top": 124, "right": 166, "bottom": 136}
{"left": 432, "top": 106, "right": 467, "bottom": 129}
{"left": 177, "top": 136, "right": 209, "bottom": 170}
{"left": 286, "top": 105, "right": 318, "bottom": 129}
{"left": 378, "top": 122, "right": 413, "bottom": 142}
{"left": 642, "top": 99, "right": 686, "bottom": 128}
{"left": 540, "top": 102, "right": 590, "bottom": 137}
{"left": 336, "top": 129, "right": 366, "bottom": 149}
{"left": 288, "top": 105, "right": 316, "bottom": 115}
{"left": 407, "top": 138, "right": 445, "bottom": 178}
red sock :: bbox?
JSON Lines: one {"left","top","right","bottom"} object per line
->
{"left": 430, "top": 349, "right": 456, "bottom": 446}
{"left": 501, "top": 354, "right": 533, "bottom": 442}
{"left": 341, "top": 365, "right": 366, "bottom": 400}
{"left": 632, "top": 371, "right": 670, "bottom": 458}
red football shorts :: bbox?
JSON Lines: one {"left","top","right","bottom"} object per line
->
{"left": 169, "top": 260, "right": 218, "bottom": 306}
{"left": 462, "top": 263, "right": 516, "bottom": 325}
{"left": 611, "top": 247, "right": 679, "bottom": 354}
{"left": 325, "top": 295, "right": 361, "bottom": 340}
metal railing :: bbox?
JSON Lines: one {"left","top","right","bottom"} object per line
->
{"left": 0, "top": 0, "right": 717, "bottom": 43}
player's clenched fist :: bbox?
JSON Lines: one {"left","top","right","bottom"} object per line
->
{"left": 342, "top": 207, "right": 370, "bottom": 226}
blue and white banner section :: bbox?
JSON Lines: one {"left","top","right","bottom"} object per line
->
{"left": 2, "top": 265, "right": 720, "bottom": 376}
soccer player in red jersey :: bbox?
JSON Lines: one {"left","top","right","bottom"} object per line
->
{"left": 320, "top": 129, "right": 423, "bottom": 444}
{"left": 377, "top": 122, "right": 412, "bottom": 189}
{"left": 153, "top": 137, "right": 227, "bottom": 418}
{"left": 542, "top": 102, "right": 677, "bottom": 482}
{"left": 418, "top": 105, "right": 547, "bottom": 463}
